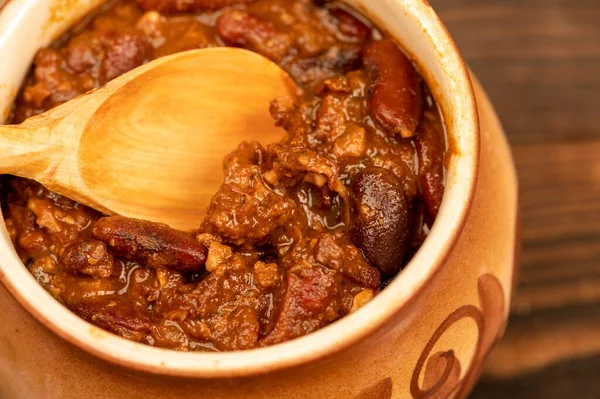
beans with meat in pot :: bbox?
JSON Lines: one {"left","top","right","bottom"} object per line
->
{"left": 2, "top": 0, "right": 446, "bottom": 351}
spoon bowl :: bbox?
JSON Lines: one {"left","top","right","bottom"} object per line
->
{"left": 0, "top": 48, "right": 297, "bottom": 231}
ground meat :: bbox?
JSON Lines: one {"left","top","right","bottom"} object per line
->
{"left": 269, "top": 142, "right": 340, "bottom": 189}
{"left": 202, "top": 142, "right": 298, "bottom": 246}
{"left": 137, "top": 0, "right": 257, "bottom": 13}
{"left": 314, "top": 233, "right": 380, "bottom": 289}
{"left": 4, "top": 0, "right": 446, "bottom": 352}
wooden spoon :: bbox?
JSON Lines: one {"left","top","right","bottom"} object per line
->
{"left": 0, "top": 48, "right": 297, "bottom": 231}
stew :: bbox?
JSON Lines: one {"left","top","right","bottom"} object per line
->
{"left": 2, "top": 0, "right": 446, "bottom": 351}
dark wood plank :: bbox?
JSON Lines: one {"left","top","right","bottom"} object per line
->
{"left": 486, "top": 302, "right": 600, "bottom": 378}
{"left": 428, "top": 0, "right": 600, "bottom": 397}
{"left": 431, "top": 0, "right": 600, "bottom": 145}
{"left": 470, "top": 354, "right": 600, "bottom": 399}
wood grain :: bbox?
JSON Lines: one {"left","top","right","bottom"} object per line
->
{"left": 0, "top": 48, "right": 292, "bottom": 231}
{"left": 428, "top": 0, "right": 600, "bottom": 397}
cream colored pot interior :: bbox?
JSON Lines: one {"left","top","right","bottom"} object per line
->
{"left": 0, "top": 0, "right": 478, "bottom": 377}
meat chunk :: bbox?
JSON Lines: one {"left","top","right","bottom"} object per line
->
{"left": 138, "top": 13, "right": 215, "bottom": 57}
{"left": 196, "top": 305, "right": 260, "bottom": 351}
{"left": 20, "top": 49, "right": 81, "bottom": 112}
{"left": 13, "top": 22, "right": 152, "bottom": 122}
{"left": 253, "top": 261, "right": 280, "bottom": 288}
{"left": 329, "top": 8, "right": 371, "bottom": 43}
{"left": 314, "top": 233, "right": 380, "bottom": 289}
{"left": 203, "top": 184, "right": 295, "bottom": 246}
{"left": 269, "top": 142, "right": 339, "bottom": 189}
{"left": 65, "top": 34, "right": 102, "bottom": 74}
{"left": 260, "top": 263, "right": 341, "bottom": 346}
{"left": 151, "top": 320, "right": 190, "bottom": 350}
{"left": 27, "top": 197, "right": 97, "bottom": 246}
{"left": 216, "top": 9, "right": 292, "bottom": 62}
{"left": 156, "top": 265, "right": 264, "bottom": 351}
{"left": 103, "top": 31, "right": 149, "bottom": 81}
{"left": 203, "top": 142, "right": 297, "bottom": 246}
{"left": 333, "top": 124, "right": 367, "bottom": 159}
{"left": 62, "top": 240, "right": 114, "bottom": 279}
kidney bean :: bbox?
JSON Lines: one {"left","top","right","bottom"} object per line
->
{"left": 216, "top": 9, "right": 270, "bottom": 47}
{"left": 137, "top": 0, "right": 257, "bottom": 13}
{"left": 350, "top": 167, "right": 412, "bottom": 277}
{"left": 371, "top": 153, "right": 419, "bottom": 201}
{"left": 288, "top": 45, "right": 362, "bottom": 86}
{"left": 69, "top": 298, "right": 153, "bottom": 342}
{"left": 363, "top": 39, "right": 422, "bottom": 138}
{"left": 414, "top": 111, "right": 446, "bottom": 218}
{"left": 63, "top": 240, "right": 114, "bottom": 279}
{"left": 216, "top": 8, "right": 291, "bottom": 63}
{"left": 92, "top": 216, "right": 207, "bottom": 273}
{"left": 103, "top": 31, "right": 148, "bottom": 82}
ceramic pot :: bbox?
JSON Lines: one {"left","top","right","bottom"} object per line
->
{"left": 0, "top": 0, "right": 518, "bottom": 398}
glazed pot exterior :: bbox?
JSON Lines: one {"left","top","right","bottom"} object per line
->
{"left": 0, "top": 0, "right": 518, "bottom": 398}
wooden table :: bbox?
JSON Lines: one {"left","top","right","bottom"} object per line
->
{"left": 427, "top": 0, "right": 600, "bottom": 397}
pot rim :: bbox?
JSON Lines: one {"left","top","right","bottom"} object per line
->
{"left": 0, "top": 0, "right": 480, "bottom": 378}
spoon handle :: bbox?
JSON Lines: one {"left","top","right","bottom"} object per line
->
{"left": 0, "top": 123, "right": 59, "bottom": 179}
{"left": 0, "top": 90, "right": 94, "bottom": 186}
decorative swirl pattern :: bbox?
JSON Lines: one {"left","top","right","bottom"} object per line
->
{"left": 410, "top": 273, "right": 505, "bottom": 399}
{"left": 355, "top": 273, "right": 505, "bottom": 399}
{"left": 410, "top": 305, "right": 483, "bottom": 398}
